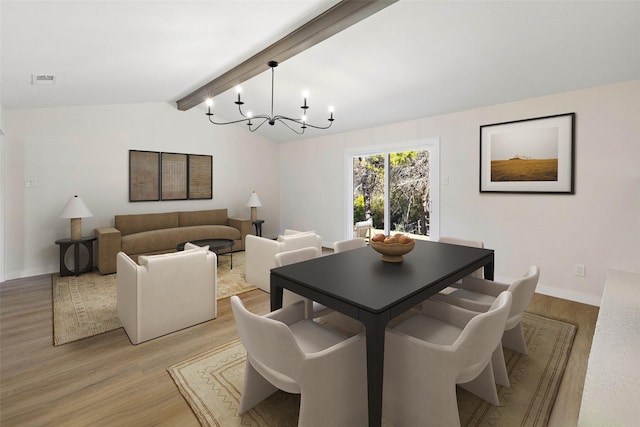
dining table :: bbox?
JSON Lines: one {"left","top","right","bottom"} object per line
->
{"left": 270, "top": 239, "right": 495, "bottom": 427}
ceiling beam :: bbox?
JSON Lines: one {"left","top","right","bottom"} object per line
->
{"left": 176, "top": 0, "right": 398, "bottom": 111}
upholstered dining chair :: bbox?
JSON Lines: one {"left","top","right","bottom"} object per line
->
{"left": 333, "top": 237, "right": 367, "bottom": 253}
{"left": 383, "top": 292, "right": 512, "bottom": 427}
{"left": 230, "top": 296, "right": 367, "bottom": 427}
{"left": 432, "top": 265, "right": 540, "bottom": 354}
{"left": 275, "top": 246, "right": 364, "bottom": 334}
{"left": 438, "top": 236, "right": 485, "bottom": 279}
{"left": 274, "top": 247, "right": 331, "bottom": 318}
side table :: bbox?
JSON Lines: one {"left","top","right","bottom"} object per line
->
{"left": 55, "top": 236, "right": 96, "bottom": 276}
{"left": 252, "top": 219, "right": 265, "bottom": 237}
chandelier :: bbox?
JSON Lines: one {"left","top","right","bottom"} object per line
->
{"left": 205, "top": 61, "right": 334, "bottom": 135}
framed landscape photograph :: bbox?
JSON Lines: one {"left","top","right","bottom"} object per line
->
{"left": 480, "top": 113, "right": 575, "bottom": 194}
{"left": 129, "top": 150, "right": 160, "bottom": 202}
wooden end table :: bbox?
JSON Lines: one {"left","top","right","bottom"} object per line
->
{"left": 252, "top": 220, "right": 264, "bottom": 237}
{"left": 55, "top": 236, "right": 97, "bottom": 276}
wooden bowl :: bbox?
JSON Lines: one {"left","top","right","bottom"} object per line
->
{"left": 370, "top": 240, "right": 415, "bottom": 263}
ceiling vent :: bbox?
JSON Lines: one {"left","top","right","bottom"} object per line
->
{"left": 31, "top": 74, "right": 56, "bottom": 85}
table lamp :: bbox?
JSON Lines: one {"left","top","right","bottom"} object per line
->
{"left": 60, "top": 195, "right": 93, "bottom": 240}
{"left": 246, "top": 191, "right": 262, "bottom": 221}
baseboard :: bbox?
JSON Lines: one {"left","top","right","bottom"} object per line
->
{"left": 494, "top": 274, "right": 602, "bottom": 307}
{"left": 535, "top": 285, "right": 601, "bottom": 307}
{"left": 4, "top": 266, "right": 58, "bottom": 281}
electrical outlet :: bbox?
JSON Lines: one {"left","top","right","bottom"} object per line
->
{"left": 575, "top": 264, "right": 586, "bottom": 277}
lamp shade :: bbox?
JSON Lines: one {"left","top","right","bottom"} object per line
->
{"left": 60, "top": 195, "right": 93, "bottom": 219}
{"left": 246, "top": 191, "right": 262, "bottom": 208}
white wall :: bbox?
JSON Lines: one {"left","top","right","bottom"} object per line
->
{"left": 0, "top": 104, "right": 5, "bottom": 282}
{"left": 4, "top": 102, "right": 279, "bottom": 279}
{"left": 4, "top": 81, "right": 638, "bottom": 304}
{"left": 280, "top": 80, "right": 640, "bottom": 306}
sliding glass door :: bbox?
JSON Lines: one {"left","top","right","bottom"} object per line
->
{"left": 388, "top": 150, "right": 431, "bottom": 237}
{"left": 347, "top": 139, "right": 439, "bottom": 240}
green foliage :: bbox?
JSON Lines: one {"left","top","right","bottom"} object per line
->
{"left": 371, "top": 196, "right": 384, "bottom": 229}
{"left": 353, "top": 195, "right": 365, "bottom": 222}
{"left": 353, "top": 150, "right": 431, "bottom": 236}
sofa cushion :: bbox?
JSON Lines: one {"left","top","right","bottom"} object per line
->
{"left": 121, "top": 225, "right": 241, "bottom": 255}
{"left": 179, "top": 209, "right": 228, "bottom": 227}
{"left": 116, "top": 212, "right": 179, "bottom": 236}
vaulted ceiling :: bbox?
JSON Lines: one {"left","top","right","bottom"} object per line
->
{"left": 2, "top": 1, "right": 639, "bottom": 142}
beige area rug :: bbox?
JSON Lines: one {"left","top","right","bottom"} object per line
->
{"left": 52, "top": 252, "right": 255, "bottom": 346}
{"left": 168, "top": 312, "right": 576, "bottom": 427}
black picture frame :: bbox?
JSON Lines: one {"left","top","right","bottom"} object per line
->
{"left": 188, "top": 154, "right": 213, "bottom": 200}
{"left": 480, "top": 113, "right": 575, "bottom": 194}
{"left": 129, "top": 150, "right": 213, "bottom": 202}
{"left": 129, "top": 150, "right": 160, "bottom": 202}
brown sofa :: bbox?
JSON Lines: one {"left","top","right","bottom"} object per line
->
{"left": 95, "top": 209, "right": 251, "bottom": 274}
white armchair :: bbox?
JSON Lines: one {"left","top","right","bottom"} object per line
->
{"left": 230, "top": 295, "right": 367, "bottom": 427}
{"left": 116, "top": 243, "right": 217, "bottom": 344}
{"left": 383, "top": 292, "right": 512, "bottom": 427}
{"left": 245, "top": 231, "right": 322, "bottom": 292}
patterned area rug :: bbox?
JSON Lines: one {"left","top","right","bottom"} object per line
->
{"left": 168, "top": 312, "right": 576, "bottom": 427}
{"left": 52, "top": 252, "right": 255, "bottom": 346}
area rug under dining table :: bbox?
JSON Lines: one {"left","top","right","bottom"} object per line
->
{"left": 52, "top": 251, "right": 254, "bottom": 346}
{"left": 168, "top": 312, "right": 576, "bottom": 427}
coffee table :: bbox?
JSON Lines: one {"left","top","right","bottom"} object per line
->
{"left": 176, "top": 238, "right": 234, "bottom": 269}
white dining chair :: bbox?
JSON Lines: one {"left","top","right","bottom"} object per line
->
{"left": 383, "top": 292, "right": 512, "bottom": 427}
{"left": 274, "top": 247, "right": 331, "bottom": 318}
{"left": 333, "top": 237, "right": 367, "bottom": 253}
{"left": 433, "top": 266, "right": 540, "bottom": 354}
{"left": 438, "top": 236, "right": 485, "bottom": 279}
{"left": 275, "top": 246, "right": 364, "bottom": 334}
{"left": 230, "top": 296, "right": 368, "bottom": 427}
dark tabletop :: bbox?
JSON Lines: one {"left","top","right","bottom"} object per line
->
{"left": 271, "top": 239, "right": 494, "bottom": 314}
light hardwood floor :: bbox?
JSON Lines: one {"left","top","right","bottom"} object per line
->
{"left": 0, "top": 274, "right": 598, "bottom": 426}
